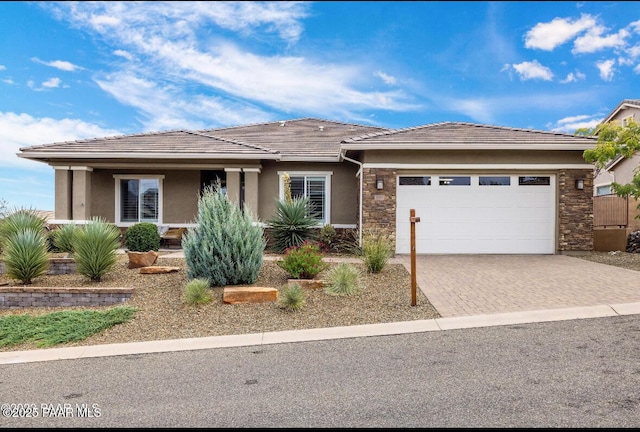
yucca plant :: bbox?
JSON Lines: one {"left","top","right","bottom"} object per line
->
{"left": 73, "top": 218, "right": 121, "bottom": 282}
{"left": 324, "top": 262, "right": 363, "bottom": 296}
{"left": 267, "top": 196, "right": 319, "bottom": 253}
{"left": 0, "top": 208, "right": 47, "bottom": 249}
{"left": 2, "top": 228, "right": 49, "bottom": 284}
{"left": 279, "top": 283, "right": 306, "bottom": 311}
{"left": 52, "top": 223, "right": 80, "bottom": 255}
{"left": 183, "top": 278, "right": 213, "bottom": 305}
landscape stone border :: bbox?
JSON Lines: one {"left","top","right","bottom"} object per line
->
{"left": 0, "top": 286, "right": 133, "bottom": 308}
{"left": 0, "top": 257, "right": 76, "bottom": 276}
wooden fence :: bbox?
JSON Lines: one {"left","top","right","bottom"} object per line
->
{"left": 593, "top": 195, "right": 628, "bottom": 227}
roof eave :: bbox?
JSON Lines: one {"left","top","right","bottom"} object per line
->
{"left": 340, "top": 143, "right": 596, "bottom": 151}
{"left": 17, "top": 152, "right": 281, "bottom": 161}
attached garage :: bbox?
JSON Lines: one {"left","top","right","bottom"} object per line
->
{"left": 395, "top": 174, "right": 556, "bottom": 254}
{"left": 341, "top": 122, "right": 597, "bottom": 255}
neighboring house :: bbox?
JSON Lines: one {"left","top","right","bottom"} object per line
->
{"left": 18, "top": 118, "right": 596, "bottom": 255}
{"left": 592, "top": 99, "right": 640, "bottom": 237}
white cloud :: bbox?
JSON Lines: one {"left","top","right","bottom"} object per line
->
{"left": 2, "top": 78, "right": 15, "bottom": 85}
{"left": 113, "top": 49, "right": 133, "bottom": 60}
{"left": 0, "top": 65, "right": 5, "bottom": 71}
{"left": 560, "top": 71, "right": 586, "bottom": 83}
{"left": 596, "top": 59, "right": 616, "bottom": 81}
{"left": 31, "top": 57, "right": 83, "bottom": 72}
{"left": 573, "top": 27, "right": 629, "bottom": 54}
{"left": 525, "top": 14, "right": 596, "bottom": 51}
{"left": 43, "top": 1, "right": 416, "bottom": 126}
{"left": 42, "top": 77, "right": 61, "bottom": 88}
{"left": 549, "top": 114, "right": 603, "bottom": 133}
{"left": 375, "top": 70, "right": 397, "bottom": 85}
{"left": 634, "top": 64, "right": 640, "bottom": 74}
{"left": 512, "top": 60, "right": 554, "bottom": 81}
{"left": 0, "top": 112, "right": 121, "bottom": 169}
{"left": 94, "top": 72, "right": 271, "bottom": 131}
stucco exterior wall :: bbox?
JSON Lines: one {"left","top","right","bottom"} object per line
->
{"left": 258, "top": 161, "right": 359, "bottom": 226}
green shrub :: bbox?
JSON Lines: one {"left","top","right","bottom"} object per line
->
{"left": 324, "top": 263, "right": 363, "bottom": 296}
{"left": 2, "top": 228, "right": 49, "bottom": 285}
{"left": 267, "top": 196, "right": 319, "bottom": 253}
{"left": 277, "top": 241, "right": 327, "bottom": 279}
{"left": 279, "top": 283, "right": 306, "bottom": 311}
{"left": 183, "top": 278, "right": 213, "bottom": 305}
{"left": 361, "top": 229, "right": 394, "bottom": 273}
{"left": 73, "top": 218, "right": 121, "bottom": 282}
{"left": 125, "top": 222, "right": 160, "bottom": 252}
{"left": 52, "top": 223, "right": 80, "bottom": 254}
{"left": 319, "top": 224, "right": 337, "bottom": 253}
{"left": 183, "top": 183, "right": 265, "bottom": 287}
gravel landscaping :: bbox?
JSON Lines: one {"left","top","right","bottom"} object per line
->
{"left": 0, "top": 252, "right": 440, "bottom": 352}
{"left": 3, "top": 250, "right": 638, "bottom": 353}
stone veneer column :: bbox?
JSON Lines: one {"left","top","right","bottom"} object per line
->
{"left": 557, "top": 169, "right": 594, "bottom": 252}
{"left": 362, "top": 167, "right": 397, "bottom": 249}
{"left": 225, "top": 168, "right": 241, "bottom": 206}
{"left": 53, "top": 167, "right": 72, "bottom": 221}
{"left": 71, "top": 167, "right": 92, "bottom": 221}
{"left": 243, "top": 168, "right": 261, "bottom": 221}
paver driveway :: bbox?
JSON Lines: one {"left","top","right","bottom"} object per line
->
{"left": 394, "top": 254, "right": 640, "bottom": 317}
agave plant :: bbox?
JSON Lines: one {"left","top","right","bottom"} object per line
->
{"left": 267, "top": 196, "right": 320, "bottom": 253}
{"left": 73, "top": 218, "right": 121, "bottom": 282}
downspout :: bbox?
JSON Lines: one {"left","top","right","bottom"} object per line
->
{"left": 340, "top": 151, "right": 364, "bottom": 247}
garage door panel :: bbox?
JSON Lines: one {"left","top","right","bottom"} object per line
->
{"left": 396, "top": 174, "right": 555, "bottom": 254}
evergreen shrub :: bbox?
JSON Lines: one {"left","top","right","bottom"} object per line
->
{"left": 125, "top": 222, "right": 160, "bottom": 252}
{"left": 182, "top": 184, "right": 265, "bottom": 287}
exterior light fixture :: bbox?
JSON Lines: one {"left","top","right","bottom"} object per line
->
{"left": 376, "top": 177, "right": 384, "bottom": 190}
{"left": 575, "top": 179, "right": 584, "bottom": 190}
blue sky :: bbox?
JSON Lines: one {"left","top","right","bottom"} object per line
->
{"left": 1, "top": 1, "right": 639, "bottom": 211}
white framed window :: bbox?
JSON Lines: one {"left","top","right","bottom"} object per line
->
{"left": 278, "top": 171, "right": 332, "bottom": 224}
{"left": 622, "top": 115, "right": 635, "bottom": 127}
{"left": 114, "top": 175, "right": 164, "bottom": 226}
{"left": 596, "top": 184, "right": 612, "bottom": 196}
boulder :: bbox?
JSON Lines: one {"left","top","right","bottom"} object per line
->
{"left": 127, "top": 251, "right": 159, "bottom": 269}
{"left": 223, "top": 287, "right": 278, "bottom": 304}
{"left": 139, "top": 266, "right": 180, "bottom": 274}
{"left": 288, "top": 279, "right": 326, "bottom": 289}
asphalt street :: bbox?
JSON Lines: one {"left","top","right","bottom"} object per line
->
{"left": 1, "top": 314, "right": 640, "bottom": 428}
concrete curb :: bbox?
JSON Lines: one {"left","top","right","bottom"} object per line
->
{"left": 2, "top": 301, "right": 640, "bottom": 365}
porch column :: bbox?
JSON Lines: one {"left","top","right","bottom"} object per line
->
{"left": 243, "top": 167, "right": 261, "bottom": 221}
{"left": 71, "top": 167, "right": 93, "bottom": 221}
{"left": 225, "top": 168, "right": 241, "bottom": 206}
{"left": 53, "top": 167, "right": 72, "bottom": 221}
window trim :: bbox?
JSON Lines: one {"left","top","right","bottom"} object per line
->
{"left": 277, "top": 171, "right": 332, "bottom": 224}
{"left": 113, "top": 175, "right": 165, "bottom": 226}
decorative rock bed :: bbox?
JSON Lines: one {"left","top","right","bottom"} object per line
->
{"left": 0, "top": 286, "right": 133, "bottom": 308}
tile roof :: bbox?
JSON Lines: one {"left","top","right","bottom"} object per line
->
{"left": 341, "top": 121, "right": 596, "bottom": 149}
{"left": 18, "top": 118, "right": 596, "bottom": 163}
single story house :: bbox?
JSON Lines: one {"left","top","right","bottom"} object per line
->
{"left": 592, "top": 100, "right": 640, "bottom": 236}
{"left": 18, "top": 118, "right": 596, "bottom": 255}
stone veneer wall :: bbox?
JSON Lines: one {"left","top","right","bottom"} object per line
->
{"left": 362, "top": 168, "right": 397, "bottom": 250}
{"left": 0, "top": 287, "right": 133, "bottom": 308}
{"left": 557, "top": 169, "right": 594, "bottom": 252}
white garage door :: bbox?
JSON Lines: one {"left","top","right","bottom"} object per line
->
{"left": 395, "top": 174, "right": 556, "bottom": 254}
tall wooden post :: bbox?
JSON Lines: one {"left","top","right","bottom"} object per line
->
{"left": 410, "top": 209, "right": 420, "bottom": 306}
